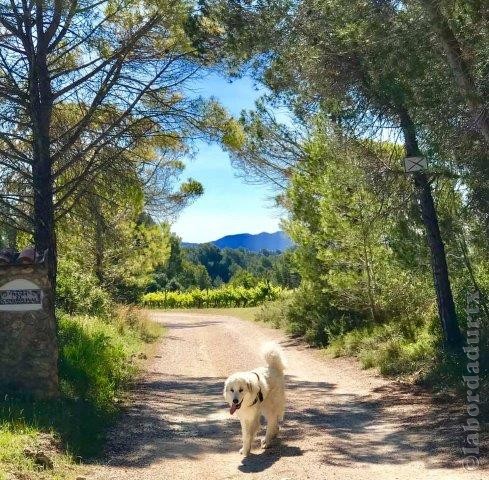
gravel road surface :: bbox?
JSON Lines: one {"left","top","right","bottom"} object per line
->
{"left": 91, "top": 311, "right": 485, "bottom": 480}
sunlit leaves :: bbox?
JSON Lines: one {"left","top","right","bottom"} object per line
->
{"left": 222, "top": 118, "right": 246, "bottom": 149}
{"left": 142, "top": 282, "right": 283, "bottom": 308}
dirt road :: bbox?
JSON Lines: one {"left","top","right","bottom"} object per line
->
{"left": 91, "top": 311, "right": 485, "bottom": 480}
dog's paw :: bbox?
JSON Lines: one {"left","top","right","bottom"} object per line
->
{"left": 239, "top": 447, "right": 251, "bottom": 456}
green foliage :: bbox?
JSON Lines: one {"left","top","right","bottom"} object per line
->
{"left": 142, "top": 282, "right": 282, "bottom": 308}
{"left": 58, "top": 205, "right": 173, "bottom": 304}
{"left": 328, "top": 320, "right": 439, "bottom": 375}
{"left": 58, "top": 307, "right": 161, "bottom": 410}
{"left": 256, "top": 297, "right": 293, "bottom": 329}
{"left": 222, "top": 117, "right": 246, "bottom": 149}
{"left": 271, "top": 249, "right": 301, "bottom": 289}
{"left": 229, "top": 269, "right": 260, "bottom": 288}
{"left": 0, "top": 307, "right": 163, "bottom": 480}
{"left": 0, "top": 225, "right": 16, "bottom": 250}
{"left": 56, "top": 258, "right": 112, "bottom": 317}
{"left": 257, "top": 286, "right": 359, "bottom": 345}
{"left": 106, "top": 221, "right": 172, "bottom": 302}
{"left": 269, "top": 131, "right": 434, "bottom": 341}
{"left": 150, "top": 232, "right": 298, "bottom": 292}
{"left": 327, "top": 316, "right": 488, "bottom": 406}
{"left": 58, "top": 314, "right": 137, "bottom": 410}
{"left": 254, "top": 125, "right": 489, "bottom": 396}
{"left": 185, "top": 243, "right": 231, "bottom": 283}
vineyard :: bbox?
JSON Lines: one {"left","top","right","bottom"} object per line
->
{"left": 142, "top": 283, "right": 283, "bottom": 309}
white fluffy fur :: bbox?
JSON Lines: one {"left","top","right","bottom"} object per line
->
{"left": 223, "top": 343, "right": 286, "bottom": 455}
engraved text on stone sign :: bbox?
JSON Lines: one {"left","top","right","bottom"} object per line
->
{"left": 0, "top": 289, "right": 42, "bottom": 305}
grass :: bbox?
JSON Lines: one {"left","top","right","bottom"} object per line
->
{"left": 327, "top": 321, "right": 438, "bottom": 375}
{"left": 328, "top": 322, "right": 488, "bottom": 419}
{"left": 0, "top": 399, "right": 85, "bottom": 480}
{"left": 0, "top": 306, "right": 164, "bottom": 480}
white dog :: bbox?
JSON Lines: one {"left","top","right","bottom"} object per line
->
{"left": 223, "top": 342, "right": 286, "bottom": 456}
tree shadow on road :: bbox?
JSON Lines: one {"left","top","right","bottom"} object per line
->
{"left": 99, "top": 373, "right": 240, "bottom": 467}
{"left": 98, "top": 373, "right": 314, "bottom": 471}
{"left": 96, "top": 370, "right": 487, "bottom": 473}
{"left": 286, "top": 379, "right": 486, "bottom": 470}
{"left": 238, "top": 441, "right": 304, "bottom": 473}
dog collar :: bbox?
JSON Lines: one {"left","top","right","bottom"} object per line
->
{"left": 249, "top": 372, "right": 264, "bottom": 406}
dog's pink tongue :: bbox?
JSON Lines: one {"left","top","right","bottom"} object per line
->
{"left": 230, "top": 404, "right": 237, "bottom": 415}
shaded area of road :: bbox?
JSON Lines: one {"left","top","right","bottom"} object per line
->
{"left": 91, "top": 311, "right": 486, "bottom": 480}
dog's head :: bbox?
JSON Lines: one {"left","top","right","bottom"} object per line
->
{"left": 223, "top": 373, "right": 258, "bottom": 415}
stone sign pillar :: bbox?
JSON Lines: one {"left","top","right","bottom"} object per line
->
{"left": 0, "top": 254, "right": 59, "bottom": 398}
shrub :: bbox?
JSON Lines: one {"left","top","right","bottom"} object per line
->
{"left": 58, "top": 313, "right": 137, "bottom": 409}
{"left": 256, "top": 299, "right": 291, "bottom": 328}
{"left": 141, "top": 282, "right": 283, "bottom": 309}
{"left": 328, "top": 320, "right": 438, "bottom": 371}
{"left": 113, "top": 305, "right": 162, "bottom": 343}
{"left": 328, "top": 316, "right": 488, "bottom": 413}
{"left": 256, "top": 285, "right": 363, "bottom": 346}
{"left": 56, "top": 259, "right": 112, "bottom": 317}
{"left": 58, "top": 307, "right": 162, "bottom": 410}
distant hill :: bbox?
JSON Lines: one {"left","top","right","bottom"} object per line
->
{"left": 183, "top": 231, "right": 293, "bottom": 252}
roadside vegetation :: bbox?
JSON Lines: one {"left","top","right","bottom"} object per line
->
{"left": 143, "top": 283, "right": 283, "bottom": 309}
{"left": 0, "top": 272, "right": 163, "bottom": 479}
{"left": 259, "top": 294, "right": 487, "bottom": 412}
{"left": 205, "top": 0, "right": 489, "bottom": 413}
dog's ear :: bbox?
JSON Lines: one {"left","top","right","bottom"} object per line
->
{"left": 223, "top": 380, "right": 228, "bottom": 398}
{"left": 246, "top": 380, "right": 253, "bottom": 393}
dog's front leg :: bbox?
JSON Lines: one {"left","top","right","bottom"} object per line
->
{"left": 239, "top": 414, "right": 259, "bottom": 456}
{"left": 239, "top": 418, "right": 252, "bottom": 456}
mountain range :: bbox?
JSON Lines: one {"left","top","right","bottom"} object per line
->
{"left": 183, "top": 231, "right": 293, "bottom": 252}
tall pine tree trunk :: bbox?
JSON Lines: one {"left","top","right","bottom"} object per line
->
{"left": 32, "top": 157, "right": 56, "bottom": 286}
{"left": 398, "top": 107, "right": 461, "bottom": 348}
{"left": 29, "top": 42, "right": 57, "bottom": 288}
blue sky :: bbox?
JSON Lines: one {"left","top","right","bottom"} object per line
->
{"left": 171, "top": 72, "right": 283, "bottom": 243}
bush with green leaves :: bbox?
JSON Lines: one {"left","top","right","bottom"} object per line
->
{"left": 58, "top": 314, "right": 135, "bottom": 409}
{"left": 57, "top": 308, "right": 161, "bottom": 410}
{"left": 142, "top": 282, "right": 283, "bottom": 309}
{"left": 327, "top": 319, "right": 439, "bottom": 374}
{"left": 56, "top": 258, "right": 112, "bottom": 317}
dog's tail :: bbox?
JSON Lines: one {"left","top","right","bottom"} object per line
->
{"left": 263, "top": 342, "right": 286, "bottom": 372}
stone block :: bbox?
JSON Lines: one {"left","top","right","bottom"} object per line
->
{"left": 0, "top": 263, "right": 59, "bottom": 398}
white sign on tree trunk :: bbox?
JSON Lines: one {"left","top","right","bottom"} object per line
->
{"left": 404, "top": 156, "right": 428, "bottom": 173}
